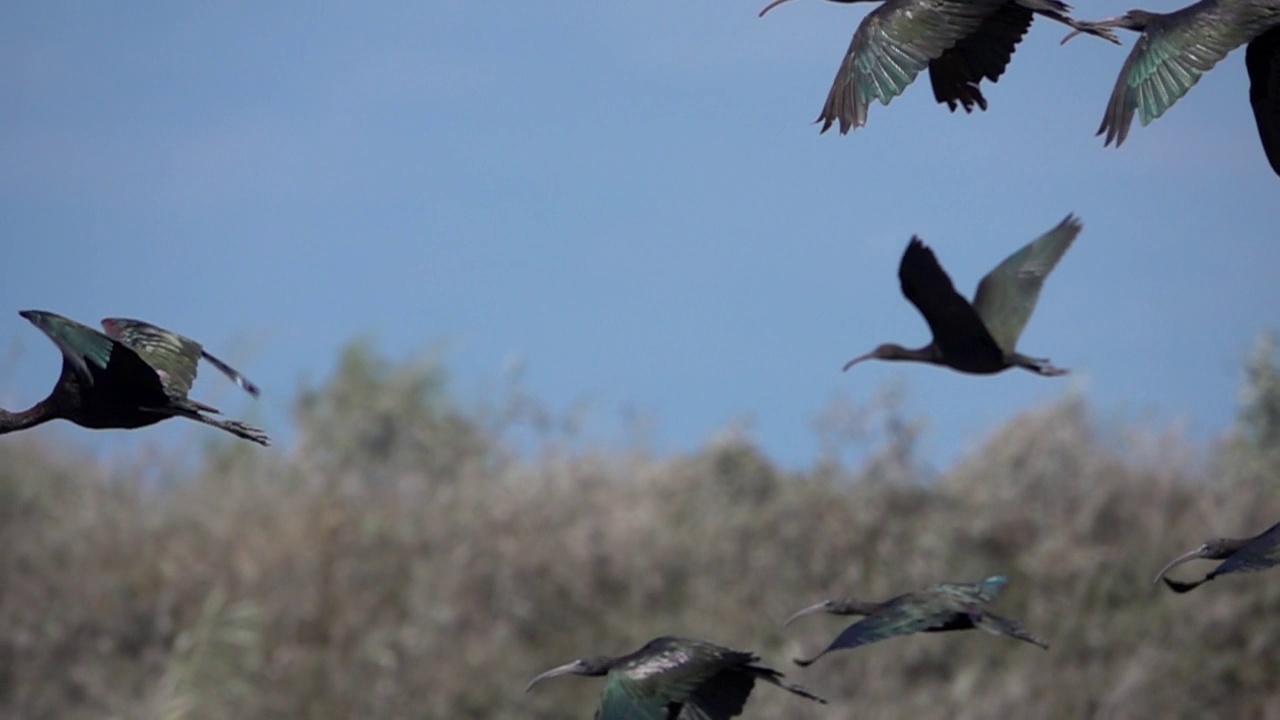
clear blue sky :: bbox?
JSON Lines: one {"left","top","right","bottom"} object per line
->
{"left": 1, "top": 2, "right": 1275, "bottom": 469}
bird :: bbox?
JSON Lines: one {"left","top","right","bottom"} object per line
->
{"left": 757, "top": 0, "right": 1120, "bottom": 133}
{"left": 0, "top": 310, "right": 269, "bottom": 446}
{"left": 1062, "top": 1, "right": 1280, "bottom": 176}
{"left": 842, "top": 214, "right": 1080, "bottom": 376}
{"left": 1153, "top": 520, "right": 1280, "bottom": 593}
{"left": 524, "top": 635, "right": 826, "bottom": 719}
{"left": 785, "top": 575, "right": 1048, "bottom": 666}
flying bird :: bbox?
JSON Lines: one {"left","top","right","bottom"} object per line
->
{"left": 0, "top": 310, "right": 269, "bottom": 446}
{"left": 786, "top": 575, "right": 1048, "bottom": 666}
{"left": 758, "top": 0, "right": 1120, "bottom": 133}
{"left": 1062, "top": 1, "right": 1280, "bottom": 176}
{"left": 842, "top": 214, "right": 1080, "bottom": 376}
{"left": 525, "top": 635, "right": 826, "bottom": 719}
{"left": 1154, "top": 520, "right": 1280, "bottom": 593}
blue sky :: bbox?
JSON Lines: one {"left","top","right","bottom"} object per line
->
{"left": 1, "top": 2, "right": 1275, "bottom": 470}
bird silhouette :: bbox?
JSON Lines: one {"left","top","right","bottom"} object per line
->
{"left": 786, "top": 575, "right": 1048, "bottom": 666}
{"left": 0, "top": 310, "right": 268, "bottom": 446}
{"left": 843, "top": 214, "right": 1080, "bottom": 376}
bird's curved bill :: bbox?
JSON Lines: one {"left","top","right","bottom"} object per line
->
{"left": 524, "top": 661, "right": 581, "bottom": 692}
{"left": 757, "top": 0, "right": 801, "bottom": 18}
{"left": 1152, "top": 547, "right": 1207, "bottom": 585}
{"left": 784, "top": 600, "right": 833, "bottom": 627}
{"left": 841, "top": 352, "right": 876, "bottom": 372}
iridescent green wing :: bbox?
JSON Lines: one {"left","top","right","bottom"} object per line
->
{"left": 20, "top": 310, "right": 115, "bottom": 384}
{"left": 971, "top": 215, "right": 1080, "bottom": 354}
{"left": 99, "top": 318, "right": 202, "bottom": 396}
{"left": 819, "top": 0, "right": 1008, "bottom": 132}
{"left": 598, "top": 639, "right": 745, "bottom": 720}
{"left": 1099, "top": 6, "right": 1255, "bottom": 146}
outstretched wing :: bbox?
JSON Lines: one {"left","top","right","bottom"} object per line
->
{"left": 1246, "top": 27, "right": 1280, "bottom": 177}
{"left": 1098, "top": 8, "right": 1254, "bottom": 147}
{"left": 100, "top": 318, "right": 259, "bottom": 398}
{"left": 970, "top": 611, "right": 1049, "bottom": 649}
{"left": 818, "top": 0, "right": 1008, "bottom": 133}
{"left": 100, "top": 318, "right": 203, "bottom": 396}
{"left": 20, "top": 309, "right": 167, "bottom": 399}
{"left": 970, "top": 214, "right": 1080, "bottom": 353}
{"left": 20, "top": 310, "right": 114, "bottom": 385}
{"left": 797, "top": 595, "right": 969, "bottom": 664}
{"left": 897, "top": 238, "right": 1004, "bottom": 358}
{"left": 1213, "top": 520, "right": 1280, "bottom": 577}
{"left": 928, "top": 4, "right": 1033, "bottom": 113}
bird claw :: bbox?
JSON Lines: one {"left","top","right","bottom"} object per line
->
{"left": 1036, "top": 363, "right": 1069, "bottom": 377}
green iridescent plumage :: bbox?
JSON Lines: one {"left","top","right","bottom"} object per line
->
{"left": 1066, "top": 0, "right": 1280, "bottom": 175}
{"left": 0, "top": 310, "right": 269, "bottom": 446}
{"left": 526, "top": 636, "right": 825, "bottom": 719}
{"left": 786, "top": 575, "right": 1048, "bottom": 666}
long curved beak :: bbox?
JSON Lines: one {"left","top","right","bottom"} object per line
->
{"left": 1152, "top": 547, "right": 1207, "bottom": 585}
{"left": 784, "top": 600, "right": 832, "bottom": 627}
{"left": 524, "top": 661, "right": 581, "bottom": 693}
{"left": 758, "top": 0, "right": 801, "bottom": 18}
{"left": 841, "top": 351, "right": 876, "bottom": 372}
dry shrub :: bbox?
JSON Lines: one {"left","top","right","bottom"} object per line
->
{"left": 3, "top": 343, "right": 1280, "bottom": 719}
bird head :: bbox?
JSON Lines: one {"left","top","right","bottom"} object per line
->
{"left": 842, "top": 343, "right": 916, "bottom": 371}
{"left": 1151, "top": 538, "right": 1244, "bottom": 585}
{"left": 784, "top": 598, "right": 875, "bottom": 626}
{"left": 525, "top": 656, "right": 612, "bottom": 692}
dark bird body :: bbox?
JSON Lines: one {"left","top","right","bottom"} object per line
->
{"left": 1154, "top": 520, "right": 1280, "bottom": 592}
{"left": 843, "top": 214, "right": 1080, "bottom": 376}
{"left": 785, "top": 575, "right": 1048, "bottom": 666}
{"left": 1064, "top": 0, "right": 1280, "bottom": 176}
{"left": 758, "top": 0, "right": 1119, "bottom": 133}
{"left": 0, "top": 310, "right": 269, "bottom": 446}
{"left": 525, "top": 636, "right": 825, "bottom": 719}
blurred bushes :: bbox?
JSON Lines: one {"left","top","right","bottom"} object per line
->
{"left": 3, "top": 339, "right": 1280, "bottom": 719}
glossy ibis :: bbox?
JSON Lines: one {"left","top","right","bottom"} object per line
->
{"left": 758, "top": 0, "right": 1120, "bottom": 133}
{"left": 525, "top": 636, "right": 826, "bottom": 719}
{"left": 787, "top": 575, "right": 1047, "bottom": 666}
{"left": 842, "top": 214, "right": 1080, "bottom": 376}
{"left": 1153, "top": 520, "right": 1280, "bottom": 593}
{"left": 1063, "top": 2, "right": 1280, "bottom": 176}
{"left": 0, "top": 310, "right": 269, "bottom": 445}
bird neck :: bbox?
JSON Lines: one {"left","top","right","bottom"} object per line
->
{"left": 0, "top": 398, "right": 60, "bottom": 434}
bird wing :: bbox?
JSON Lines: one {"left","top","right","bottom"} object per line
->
{"left": 970, "top": 214, "right": 1080, "bottom": 353}
{"left": 813, "top": 596, "right": 965, "bottom": 655}
{"left": 596, "top": 677, "right": 676, "bottom": 720}
{"left": 969, "top": 610, "right": 1049, "bottom": 648}
{"left": 927, "top": 4, "right": 1034, "bottom": 113}
{"left": 1246, "top": 27, "right": 1280, "bottom": 176}
{"left": 1213, "top": 520, "right": 1280, "bottom": 576}
{"left": 21, "top": 310, "right": 115, "bottom": 385}
{"left": 99, "top": 318, "right": 259, "bottom": 399}
{"left": 898, "top": 238, "right": 1004, "bottom": 357}
{"left": 1098, "top": 8, "right": 1255, "bottom": 147}
{"left": 818, "top": 0, "right": 1009, "bottom": 133}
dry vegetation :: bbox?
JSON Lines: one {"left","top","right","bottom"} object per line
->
{"left": 4, "top": 338, "right": 1280, "bottom": 719}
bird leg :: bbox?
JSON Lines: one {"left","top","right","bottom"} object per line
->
{"left": 1060, "top": 17, "right": 1125, "bottom": 45}
{"left": 1010, "top": 353, "right": 1069, "bottom": 376}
